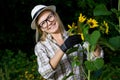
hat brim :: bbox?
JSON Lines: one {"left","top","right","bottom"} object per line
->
{"left": 31, "top": 5, "right": 56, "bottom": 30}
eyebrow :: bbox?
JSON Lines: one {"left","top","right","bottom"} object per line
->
{"left": 40, "top": 12, "right": 53, "bottom": 23}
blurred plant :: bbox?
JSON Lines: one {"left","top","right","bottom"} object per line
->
{"left": 0, "top": 49, "right": 44, "bottom": 80}
{"left": 68, "top": 13, "right": 106, "bottom": 80}
{"left": 67, "top": 2, "right": 120, "bottom": 80}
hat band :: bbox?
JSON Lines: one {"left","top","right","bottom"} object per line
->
{"left": 33, "top": 7, "right": 45, "bottom": 20}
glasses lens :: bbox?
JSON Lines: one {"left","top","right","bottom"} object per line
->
{"left": 39, "top": 12, "right": 55, "bottom": 29}
{"left": 40, "top": 21, "right": 47, "bottom": 28}
{"left": 48, "top": 13, "right": 55, "bottom": 22}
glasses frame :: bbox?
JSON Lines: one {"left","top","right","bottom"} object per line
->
{"left": 38, "top": 12, "right": 55, "bottom": 29}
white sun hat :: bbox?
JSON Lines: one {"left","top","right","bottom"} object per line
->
{"left": 31, "top": 5, "right": 56, "bottom": 30}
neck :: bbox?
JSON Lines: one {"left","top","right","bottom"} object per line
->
{"left": 51, "top": 32, "right": 64, "bottom": 46}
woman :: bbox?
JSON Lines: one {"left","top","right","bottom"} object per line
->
{"left": 31, "top": 5, "right": 103, "bottom": 80}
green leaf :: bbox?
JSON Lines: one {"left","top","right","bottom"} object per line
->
{"left": 89, "top": 30, "right": 101, "bottom": 46}
{"left": 85, "top": 61, "right": 96, "bottom": 71}
{"left": 72, "top": 56, "right": 81, "bottom": 67}
{"left": 93, "top": 4, "right": 112, "bottom": 16}
{"left": 109, "top": 36, "right": 120, "bottom": 49}
{"left": 93, "top": 58, "right": 104, "bottom": 70}
{"left": 110, "top": 56, "right": 120, "bottom": 65}
{"left": 83, "top": 25, "right": 90, "bottom": 41}
{"left": 85, "top": 58, "right": 104, "bottom": 71}
{"left": 111, "top": 8, "right": 120, "bottom": 17}
{"left": 66, "top": 47, "right": 79, "bottom": 54}
{"left": 72, "top": 60, "right": 81, "bottom": 67}
{"left": 98, "top": 38, "right": 115, "bottom": 51}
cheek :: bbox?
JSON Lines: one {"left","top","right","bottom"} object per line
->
{"left": 55, "top": 22, "right": 59, "bottom": 28}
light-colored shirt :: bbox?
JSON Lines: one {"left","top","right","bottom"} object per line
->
{"left": 34, "top": 31, "right": 103, "bottom": 80}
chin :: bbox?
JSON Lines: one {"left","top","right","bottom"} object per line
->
{"left": 51, "top": 28, "right": 60, "bottom": 33}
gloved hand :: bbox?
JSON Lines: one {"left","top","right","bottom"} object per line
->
{"left": 60, "top": 35, "right": 82, "bottom": 52}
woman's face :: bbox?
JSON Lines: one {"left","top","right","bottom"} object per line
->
{"left": 37, "top": 10, "right": 59, "bottom": 34}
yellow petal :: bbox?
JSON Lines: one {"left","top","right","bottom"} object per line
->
{"left": 68, "top": 24, "right": 72, "bottom": 29}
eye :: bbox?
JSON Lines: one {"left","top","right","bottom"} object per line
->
{"left": 48, "top": 14, "right": 53, "bottom": 19}
{"left": 49, "top": 14, "right": 53, "bottom": 18}
{"left": 40, "top": 21, "right": 46, "bottom": 26}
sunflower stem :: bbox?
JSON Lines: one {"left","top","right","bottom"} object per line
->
{"left": 88, "top": 70, "right": 91, "bottom": 80}
{"left": 118, "top": 0, "right": 120, "bottom": 33}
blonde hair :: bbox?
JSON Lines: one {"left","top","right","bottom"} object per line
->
{"left": 35, "top": 11, "right": 65, "bottom": 42}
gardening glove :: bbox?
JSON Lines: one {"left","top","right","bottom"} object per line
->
{"left": 60, "top": 35, "right": 82, "bottom": 52}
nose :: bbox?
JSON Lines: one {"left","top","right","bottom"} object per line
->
{"left": 47, "top": 20, "right": 53, "bottom": 27}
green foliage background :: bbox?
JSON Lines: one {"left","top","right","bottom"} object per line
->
{"left": 0, "top": 0, "right": 120, "bottom": 80}
{"left": 0, "top": 0, "right": 118, "bottom": 51}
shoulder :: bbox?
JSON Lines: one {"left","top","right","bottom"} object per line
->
{"left": 35, "top": 41, "right": 46, "bottom": 50}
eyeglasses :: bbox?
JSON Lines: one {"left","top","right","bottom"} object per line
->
{"left": 38, "top": 12, "right": 55, "bottom": 29}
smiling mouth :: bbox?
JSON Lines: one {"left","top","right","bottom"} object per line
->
{"left": 48, "top": 21, "right": 56, "bottom": 29}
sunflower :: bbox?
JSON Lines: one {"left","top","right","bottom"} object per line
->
{"left": 80, "top": 33, "right": 84, "bottom": 41}
{"left": 103, "top": 21, "right": 109, "bottom": 34}
{"left": 68, "top": 22, "right": 77, "bottom": 29}
{"left": 68, "top": 22, "right": 78, "bottom": 35}
{"left": 79, "top": 13, "right": 86, "bottom": 23}
{"left": 99, "top": 21, "right": 109, "bottom": 34}
{"left": 87, "top": 18, "right": 99, "bottom": 28}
